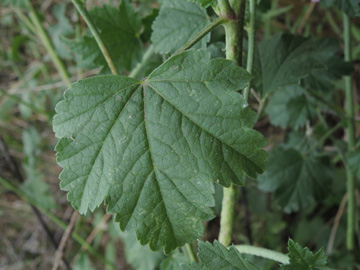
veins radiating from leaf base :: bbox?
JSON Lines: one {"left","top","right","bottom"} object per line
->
{"left": 53, "top": 50, "right": 268, "bottom": 253}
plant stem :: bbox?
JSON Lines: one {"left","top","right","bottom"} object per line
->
{"left": 343, "top": 13, "right": 356, "bottom": 251}
{"left": 218, "top": 0, "right": 246, "bottom": 248}
{"left": 244, "top": 0, "right": 256, "bottom": 101}
{"left": 27, "top": 3, "right": 71, "bottom": 87}
{"left": 184, "top": 243, "right": 197, "bottom": 262}
{"left": 234, "top": 245, "right": 290, "bottom": 265}
{"left": 174, "top": 17, "right": 228, "bottom": 56}
{"left": 219, "top": 184, "right": 237, "bottom": 246}
{"left": 0, "top": 176, "right": 115, "bottom": 267}
{"left": 129, "top": 45, "right": 155, "bottom": 79}
{"left": 71, "top": 0, "right": 119, "bottom": 75}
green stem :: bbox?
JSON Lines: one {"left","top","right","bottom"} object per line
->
{"left": 174, "top": 17, "right": 228, "bottom": 56}
{"left": 27, "top": 3, "right": 71, "bottom": 87}
{"left": 219, "top": 185, "right": 237, "bottom": 246}
{"left": 343, "top": 13, "right": 356, "bottom": 251}
{"left": 244, "top": 0, "right": 256, "bottom": 101}
{"left": 235, "top": 245, "right": 289, "bottom": 265}
{"left": 129, "top": 45, "right": 155, "bottom": 79}
{"left": 0, "top": 176, "right": 115, "bottom": 267}
{"left": 184, "top": 243, "right": 197, "bottom": 262}
{"left": 13, "top": 8, "right": 37, "bottom": 34}
{"left": 218, "top": 0, "right": 246, "bottom": 248}
{"left": 71, "top": 0, "right": 119, "bottom": 75}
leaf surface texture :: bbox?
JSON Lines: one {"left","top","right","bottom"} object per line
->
{"left": 53, "top": 50, "right": 267, "bottom": 253}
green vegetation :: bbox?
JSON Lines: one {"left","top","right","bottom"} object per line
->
{"left": 0, "top": 0, "right": 359, "bottom": 269}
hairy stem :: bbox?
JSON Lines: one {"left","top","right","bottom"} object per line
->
{"left": 174, "top": 17, "right": 228, "bottom": 56}
{"left": 218, "top": 0, "right": 246, "bottom": 248}
{"left": 28, "top": 3, "right": 71, "bottom": 86}
{"left": 71, "top": 0, "right": 119, "bottom": 75}
{"left": 343, "top": 13, "right": 356, "bottom": 251}
{"left": 235, "top": 245, "right": 290, "bottom": 265}
{"left": 219, "top": 184, "right": 237, "bottom": 246}
{"left": 244, "top": 0, "right": 256, "bottom": 101}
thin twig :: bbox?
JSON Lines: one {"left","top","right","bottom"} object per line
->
{"left": 297, "top": 2, "right": 316, "bottom": 34}
{"left": 327, "top": 194, "right": 348, "bottom": 255}
{"left": 80, "top": 214, "right": 111, "bottom": 251}
{"left": 52, "top": 211, "right": 78, "bottom": 270}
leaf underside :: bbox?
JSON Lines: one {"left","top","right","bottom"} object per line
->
{"left": 53, "top": 50, "right": 267, "bottom": 253}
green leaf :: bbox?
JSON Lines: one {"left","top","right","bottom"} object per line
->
{"left": 320, "top": 0, "right": 360, "bottom": 16}
{"left": 161, "top": 250, "right": 189, "bottom": 270}
{"left": 257, "top": 33, "right": 326, "bottom": 94}
{"left": 258, "top": 147, "right": 331, "bottom": 213}
{"left": 67, "top": 1, "right": 142, "bottom": 71}
{"left": 281, "top": 239, "right": 331, "bottom": 270}
{"left": 151, "top": 0, "right": 211, "bottom": 54}
{"left": 266, "top": 85, "right": 315, "bottom": 130}
{"left": 118, "top": 230, "right": 164, "bottom": 270}
{"left": 302, "top": 38, "right": 353, "bottom": 93}
{"left": 48, "top": 4, "right": 74, "bottom": 60}
{"left": 347, "top": 150, "right": 360, "bottom": 179}
{"left": 53, "top": 50, "right": 267, "bottom": 253}
{"left": 187, "top": 0, "right": 217, "bottom": 8}
{"left": 181, "top": 241, "right": 259, "bottom": 270}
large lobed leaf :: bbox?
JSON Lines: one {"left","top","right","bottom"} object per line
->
{"left": 256, "top": 33, "right": 326, "bottom": 94}
{"left": 53, "top": 50, "right": 268, "bottom": 253}
{"left": 258, "top": 147, "right": 332, "bottom": 213}
{"left": 181, "top": 241, "right": 259, "bottom": 270}
{"left": 151, "top": 0, "right": 210, "bottom": 54}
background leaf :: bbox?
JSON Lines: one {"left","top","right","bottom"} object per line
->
{"left": 256, "top": 33, "right": 326, "bottom": 94}
{"left": 151, "top": 0, "right": 210, "bottom": 54}
{"left": 258, "top": 147, "right": 332, "bottom": 213}
{"left": 66, "top": 1, "right": 142, "bottom": 71}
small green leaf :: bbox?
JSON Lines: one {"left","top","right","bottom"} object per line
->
{"left": 302, "top": 38, "right": 353, "bottom": 93}
{"left": 53, "top": 50, "right": 267, "bottom": 253}
{"left": 181, "top": 241, "right": 259, "bottom": 270}
{"left": 161, "top": 250, "right": 188, "bottom": 270}
{"left": 347, "top": 151, "right": 360, "bottom": 179}
{"left": 258, "top": 147, "right": 332, "bottom": 213}
{"left": 257, "top": 33, "right": 326, "bottom": 94}
{"left": 151, "top": 0, "right": 210, "bottom": 54}
{"left": 118, "top": 231, "right": 164, "bottom": 270}
{"left": 281, "top": 239, "right": 331, "bottom": 270}
{"left": 266, "top": 85, "right": 315, "bottom": 130}
{"left": 67, "top": 1, "right": 142, "bottom": 71}
{"left": 49, "top": 4, "right": 74, "bottom": 60}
